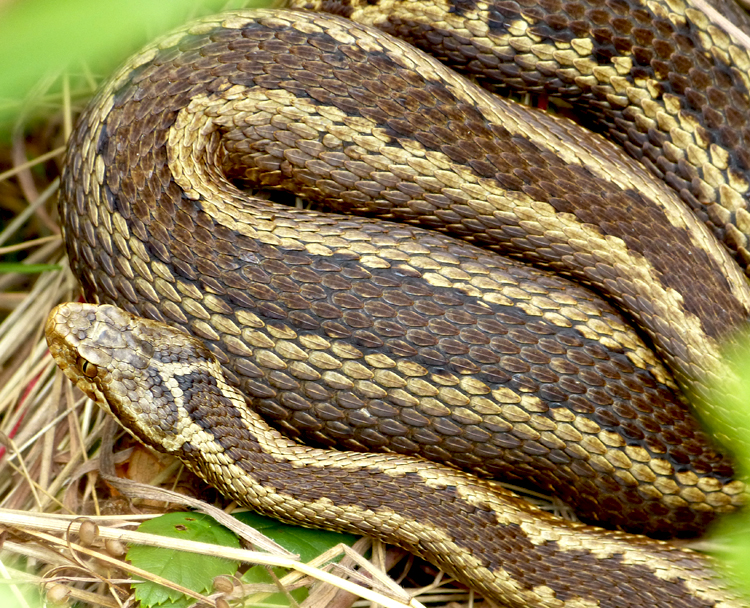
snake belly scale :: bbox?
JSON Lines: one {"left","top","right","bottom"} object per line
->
{"left": 48, "top": 3, "right": 750, "bottom": 607}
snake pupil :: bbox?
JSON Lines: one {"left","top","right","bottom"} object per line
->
{"left": 80, "top": 360, "right": 98, "bottom": 378}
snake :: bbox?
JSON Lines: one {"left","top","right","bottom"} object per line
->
{"left": 44, "top": 1, "right": 750, "bottom": 606}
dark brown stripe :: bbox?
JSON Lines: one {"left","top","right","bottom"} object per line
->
{"left": 328, "top": 0, "right": 750, "bottom": 268}
{"left": 174, "top": 398, "right": 719, "bottom": 608}
{"left": 176, "top": 18, "right": 748, "bottom": 343}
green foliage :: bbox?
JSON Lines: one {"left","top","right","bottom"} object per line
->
{"left": 0, "top": 263, "right": 61, "bottom": 274}
{"left": 703, "top": 334, "right": 750, "bottom": 598}
{"left": 0, "top": 0, "right": 206, "bottom": 98}
{"left": 126, "top": 512, "right": 358, "bottom": 608}
{"left": 127, "top": 512, "right": 241, "bottom": 608}
{"left": 710, "top": 514, "right": 750, "bottom": 600}
{"left": 234, "top": 512, "right": 359, "bottom": 563}
{"left": 235, "top": 512, "right": 358, "bottom": 606}
{"left": 708, "top": 343, "right": 750, "bottom": 467}
{"left": 0, "top": 0, "right": 274, "bottom": 129}
{"left": 0, "top": 580, "right": 40, "bottom": 608}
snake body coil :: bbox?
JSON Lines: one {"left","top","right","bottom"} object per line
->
{"left": 46, "top": 302, "right": 746, "bottom": 608}
{"left": 297, "top": 0, "right": 750, "bottom": 266}
{"left": 49, "top": 3, "right": 750, "bottom": 607}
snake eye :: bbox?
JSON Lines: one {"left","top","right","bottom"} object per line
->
{"left": 80, "top": 360, "right": 98, "bottom": 378}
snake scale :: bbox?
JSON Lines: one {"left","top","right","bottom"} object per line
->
{"left": 44, "top": 0, "right": 750, "bottom": 605}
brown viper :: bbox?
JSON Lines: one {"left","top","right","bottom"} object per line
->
{"left": 46, "top": 301, "right": 748, "bottom": 608}
{"left": 48, "top": 3, "right": 750, "bottom": 607}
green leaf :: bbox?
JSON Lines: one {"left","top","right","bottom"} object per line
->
{"left": 0, "top": 263, "right": 61, "bottom": 274}
{"left": 234, "top": 511, "right": 358, "bottom": 563}
{"left": 702, "top": 332, "right": 750, "bottom": 600}
{"left": 127, "top": 512, "right": 241, "bottom": 608}
{"left": 234, "top": 512, "right": 358, "bottom": 607}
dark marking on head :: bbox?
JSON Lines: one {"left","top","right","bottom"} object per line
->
{"left": 177, "top": 371, "right": 264, "bottom": 453}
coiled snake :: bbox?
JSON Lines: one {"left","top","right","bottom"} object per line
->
{"left": 45, "top": 1, "right": 750, "bottom": 606}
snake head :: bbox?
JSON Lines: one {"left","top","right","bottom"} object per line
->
{"left": 45, "top": 302, "right": 219, "bottom": 453}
